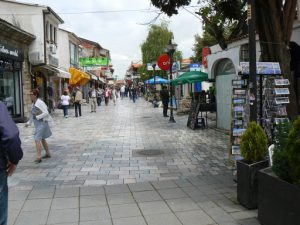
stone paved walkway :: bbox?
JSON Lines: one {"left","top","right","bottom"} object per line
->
{"left": 8, "top": 97, "right": 260, "bottom": 225}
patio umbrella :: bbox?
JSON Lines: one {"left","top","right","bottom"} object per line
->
{"left": 172, "top": 71, "right": 208, "bottom": 86}
{"left": 145, "top": 76, "right": 169, "bottom": 84}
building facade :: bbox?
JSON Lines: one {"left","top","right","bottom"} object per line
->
{"left": 0, "top": 18, "right": 35, "bottom": 121}
{"left": 0, "top": 0, "right": 64, "bottom": 112}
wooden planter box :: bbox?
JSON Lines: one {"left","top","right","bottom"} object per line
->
{"left": 237, "top": 160, "right": 269, "bottom": 209}
{"left": 258, "top": 168, "right": 300, "bottom": 225}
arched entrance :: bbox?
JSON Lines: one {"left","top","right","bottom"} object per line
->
{"left": 213, "top": 58, "right": 237, "bottom": 130}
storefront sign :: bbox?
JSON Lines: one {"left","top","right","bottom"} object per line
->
{"left": 49, "top": 54, "right": 59, "bottom": 67}
{"left": 80, "top": 57, "right": 108, "bottom": 66}
{"left": 157, "top": 54, "right": 170, "bottom": 71}
{"left": 0, "top": 43, "right": 24, "bottom": 61}
{"left": 190, "top": 63, "right": 201, "bottom": 72}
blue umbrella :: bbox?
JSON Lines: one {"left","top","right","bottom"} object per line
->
{"left": 145, "top": 76, "right": 169, "bottom": 84}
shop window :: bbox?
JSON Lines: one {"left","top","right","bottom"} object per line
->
{"left": 50, "top": 24, "right": 53, "bottom": 42}
{"left": 69, "top": 42, "right": 78, "bottom": 67}
{"left": 54, "top": 27, "right": 57, "bottom": 44}
{"left": 0, "top": 61, "right": 22, "bottom": 117}
{"left": 45, "top": 22, "right": 49, "bottom": 41}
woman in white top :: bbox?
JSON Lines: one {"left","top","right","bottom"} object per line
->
{"left": 61, "top": 90, "right": 70, "bottom": 118}
{"left": 111, "top": 87, "right": 117, "bottom": 106}
{"left": 26, "top": 89, "right": 52, "bottom": 163}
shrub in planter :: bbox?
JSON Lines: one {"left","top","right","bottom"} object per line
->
{"left": 272, "top": 120, "right": 292, "bottom": 182}
{"left": 237, "top": 122, "right": 268, "bottom": 209}
{"left": 240, "top": 122, "right": 268, "bottom": 164}
{"left": 258, "top": 117, "right": 300, "bottom": 225}
{"left": 286, "top": 117, "right": 300, "bottom": 186}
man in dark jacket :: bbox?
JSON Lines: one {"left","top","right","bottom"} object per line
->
{"left": 0, "top": 101, "right": 23, "bottom": 225}
{"left": 160, "top": 86, "right": 170, "bottom": 117}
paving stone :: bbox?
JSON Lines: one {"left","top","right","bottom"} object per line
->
{"left": 107, "top": 192, "right": 135, "bottom": 205}
{"left": 151, "top": 180, "right": 178, "bottom": 189}
{"left": 166, "top": 197, "right": 200, "bottom": 212}
{"left": 51, "top": 197, "right": 78, "bottom": 209}
{"left": 80, "top": 195, "right": 107, "bottom": 207}
{"left": 144, "top": 213, "right": 182, "bottom": 225}
{"left": 14, "top": 210, "right": 48, "bottom": 225}
{"left": 128, "top": 182, "right": 154, "bottom": 192}
{"left": 138, "top": 200, "right": 171, "bottom": 215}
{"left": 28, "top": 188, "right": 55, "bottom": 199}
{"left": 80, "top": 206, "right": 110, "bottom": 221}
{"left": 8, "top": 190, "right": 30, "bottom": 201}
{"left": 47, "top": 208, "right": 79, "bottom": 224}
{"left": 22, "top": 198, "right": 52, "bottom": 211}
{"left": 176, "top": 209, "right": 215, "bottom": 225}
{"left": 158, "top": 188, "right": 188, "bottom": 200}
{"left": 54, "top": 187, "right": 79, "bottom": 198}
{"left": 109, "top": 203, "right": 142, "bottom": 219}
{"left": 79, "top": 220, "right": 112, "bottom": 225}
{"left": 132, "top": 190, "right": 162, "bottom": 203}
{"left": 80, "top": 186, "right": 105, "bottom": 196}
{"left": 112, "top": 216, "right": 147, "bottom": 225}
{"left": 104, "top": 184, "right": 130, "bottom": 194}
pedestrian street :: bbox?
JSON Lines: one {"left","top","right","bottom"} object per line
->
{"left": 13, "top": 97, "right": 230, "bottom": 189}
{"left": 8, "top": 97, "right": 260, "bottom": 225}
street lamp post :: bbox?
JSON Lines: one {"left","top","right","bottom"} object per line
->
{"left": 152, "top": 61, "right": 156, "bottom": 107}
{"left": 166, "top": 40, "right": 177, "bottom": 123}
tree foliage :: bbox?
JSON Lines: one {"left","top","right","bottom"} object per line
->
{"left": 191, "top": 31, "right": 216, "bottom": 63}
{"left": 140, "top": 21, "right": 182, "bottom": 81}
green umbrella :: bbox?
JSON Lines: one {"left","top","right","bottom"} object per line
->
{"left": 172, "top": 71, "right": 208, "bottom": 86}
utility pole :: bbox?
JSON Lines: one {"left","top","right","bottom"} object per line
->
{"left": 248, "top": 0, "right": 257, "bottom": 122}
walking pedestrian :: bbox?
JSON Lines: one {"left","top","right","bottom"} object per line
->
{"left": 160, "top": 86, "right": 169, "bottom": 117}
{"left": 26, "top": 89, "right": 52, "bottom": 163}
{"left": 0, "top": 101, "right": 23, "bottom": 225}
{"left": 74, "top": 87, "right": 83, "bottom": 117}
{"left": 96, "top": 88, "right": 103, "bottom": 106}
{"left": 61, "top": 90, "right": 70, "bottom": 118}
{"left": 104, "top": 88, "right": 110, "bottom": 106}
{"left": 111, "top": 86, "right": 117, "bottom": 106}
{"left": 132, "top": 86, "right": 137, "bottom": 103}
{"left": 120, "top": 85, "right": 125, "bottom": 99}
{"left": 89, "top": 86, "right": 97, "bottom": 112}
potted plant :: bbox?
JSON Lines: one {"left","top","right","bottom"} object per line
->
{"left": 237, "top": 121, "right": 268, "bottom": 209}
{"left": 258, "top": 118, "right": 300, "bottom": 225}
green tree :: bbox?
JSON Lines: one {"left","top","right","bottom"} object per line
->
{"left": 140, "top": 21, "right": 181, "bottom": 81}
{"left": 191, "top": 32, "right": 217, "bottom": 63}
{"left": 151, "top": 0, "right": 299, "bottom": 118}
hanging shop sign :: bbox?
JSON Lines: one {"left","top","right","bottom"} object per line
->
{"left": 157, "top": 54, "right": 170, "bottom": 71}
{"left": 80, "top": 57, "right": 108, "bottom": 66}
{"left": 0, "top": 43, "right": 24, "bottom": 61}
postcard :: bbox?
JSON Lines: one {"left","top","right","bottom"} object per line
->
{"left": 233, "top": 98, "right": 245, "bottom": 104}
{"left": 274, "top": 79, "right": 290, "bottom": 86}
{"left": 232, "top": 145, "right": 241, "bottom": 155}
{"left": 275, "top": 97, "right": 290, "bottom": 104}
{"left": 274, "top": 88, "right": 290, "bottom": 95}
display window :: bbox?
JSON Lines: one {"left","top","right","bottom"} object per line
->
{"left": 0, "top": 60, "right": 22, "bottom": 117}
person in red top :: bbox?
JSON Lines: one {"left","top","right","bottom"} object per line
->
{"left": 104, "top": 88, "right": 110, "bottom": 106}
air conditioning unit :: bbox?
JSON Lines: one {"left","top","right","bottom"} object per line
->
{"left": 49, "top": 44, "right": 56, "bottom": 54}
{"left": 29, "top": 51, "right": 44, "bottom": 65}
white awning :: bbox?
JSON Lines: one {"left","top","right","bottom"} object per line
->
{"left": 99, "top": 77, "right": 106, "bottom": 83}
{"left": 91, "top": 74, "right": 98, "bottom": 80}
{"left": 44, "top": 65, "right": 71, "bottom": 79}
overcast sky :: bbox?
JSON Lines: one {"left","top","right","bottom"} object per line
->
{"left": 21, "top": 0, "right": 203, "bottom": 79}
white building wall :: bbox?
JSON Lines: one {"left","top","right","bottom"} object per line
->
{"left": 0, "top": 2, "right": 45, "bottom": 61}
{"left": 58, "top": 29, "right": 70, "bottom": 71}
